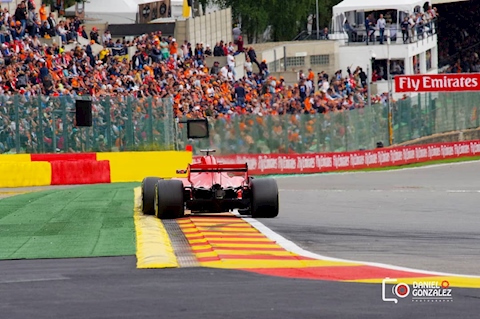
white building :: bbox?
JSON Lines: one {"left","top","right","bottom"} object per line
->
{"left": 63, "top": 0, "right": 220, "bottom": 25}
{"left": 330, "top": 0, "right": 439, "bottom": 97}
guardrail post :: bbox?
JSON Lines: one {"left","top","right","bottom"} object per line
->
{"left": 62, "top": 97, "right": 68, "bottom": 152}
{"left": 14, "top": 95, "right": 20, "bottom": 154}
{"left": 474, "top": 99, "right": 480, "bottom": 128}
{"left": 147, "top": 96, "right": 154, "bottom": 147}
{"left": 126, "top": 96, "right": 134, "bottom": 150}
{"left": 453, "top": 93, "right": 457, "bottom": 132}
{"left": 84, "top": 124, "right": 91, "bottom": 152}
{"left": 35, "top": 95, "right": 44, "bottom": 153}
{"left": 315, "top": 115, "right": 321, "bottom": 153}
{"left": 105, "top": 96, "right": 113, "bottom": 151}
{"left": 343, "top": 111, "right": 348, "bottom": 151}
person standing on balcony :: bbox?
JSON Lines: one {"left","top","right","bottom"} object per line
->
{"left": 408, "top": 14, "right": 415, "bottom": 42}
{"left": 401, "top": 16, "right": 409, "bottom": 43}
{"left": 377, "top": 14, "right": 386, "bottom": 44}
{"left": 344, "top": 20, "right": 357, "bottom": 42}
{"left": 365, "top": 14, "right": 375, "bottom": 45}
{"left": 307, "top": 14, "right": 313, "bottom": 36}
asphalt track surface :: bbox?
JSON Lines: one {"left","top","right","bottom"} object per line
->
{"left": 269, "top": 161, "right": 480, "bottom": 276}
{"left": 1, "top": 161, "right": 480, "bottom": 318}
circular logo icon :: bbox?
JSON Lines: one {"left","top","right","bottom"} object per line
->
{"left": 441, "top": 280, "right": 450, "bottom": 289}
{"left": 393, "top": 283, "right": 410, "bottom": 298}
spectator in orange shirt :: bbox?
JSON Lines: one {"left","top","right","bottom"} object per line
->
{"left": 169, "top": 38, "right": 178, "bottom": 61}
{"left": 39, "top": 3, "right": 48, "bottom": 22}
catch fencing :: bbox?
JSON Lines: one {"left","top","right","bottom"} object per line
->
{"left": 0, "top": 92, "right": 479, "bottom": 155}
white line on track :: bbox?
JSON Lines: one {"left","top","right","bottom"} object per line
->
{"left": 269, "top": 159, "right": 480, "bottom": 179}
{"left": 0, "top": 276, "right": 69, "bottom": 284}
{"left": 232, "top": 160, "right": 480, "bottom": 278}
{"left": 241, "top": 216, "right": 480, "bottom": 279}
{"left": 446, "top": 190, "right": 480, "bottom": 193}
{"left": 279, "top": 189, "right": 480, "bottom": 193}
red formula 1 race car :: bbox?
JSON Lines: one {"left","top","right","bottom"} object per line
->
{"left": 140, "top": 119, "right": 279, "bottom": 219}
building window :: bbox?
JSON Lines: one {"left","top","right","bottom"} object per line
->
{"left": 268, "top": 60, "right": 283, "bottom": 72}
{"left": 310, "top": 55, "right": 330, "bottom": 65}
{"left": 286, "top": 57, "right": 305, "bottom": 67}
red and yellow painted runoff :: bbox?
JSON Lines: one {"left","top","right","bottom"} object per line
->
{"left": 177, "top": 217, "right": 356, "bottom": 269}
{"left": 132, "top": 188, "right": 480, "bottom": 288}
{"left": 177, "top": 216, "right": 480, "bottom": 288}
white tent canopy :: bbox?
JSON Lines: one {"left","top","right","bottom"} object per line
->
{"left": 65, "top": 0, "right": 139, "bottom": 24}
{"left": 430, "top": 0, "right": 468, "bottom": 3}
{"left": 332, "top": 0, "right": 431, "bottom": 16}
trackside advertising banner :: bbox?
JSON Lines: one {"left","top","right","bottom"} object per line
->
{"left": 394, "top": 74, "right": 480, "bottom": 93}
{"left": 193, "top": 140, "right": 480, "bottom": 175}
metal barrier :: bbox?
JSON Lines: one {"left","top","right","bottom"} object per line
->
{"left": 0, "top": 91, "right": 479, "bottom": 155}
{"left": 332, "top": 18, "right": 438, "bottom": 46}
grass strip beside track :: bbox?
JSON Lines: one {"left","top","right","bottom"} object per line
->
{"left": 0, "top": 183, "right": 138, "bottom": 260}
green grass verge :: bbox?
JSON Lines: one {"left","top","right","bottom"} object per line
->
{"left": 0, "top": 183, "right": 139, "bottom": 260}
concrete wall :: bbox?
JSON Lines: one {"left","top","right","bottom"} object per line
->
{"left": 397, "top": 128, "right": 480, "bottom": 147}
{"left": 175, "top": 8, "right": 232, "bottom": 46}
{"left": 249, "top": 40, "right": 339, "bottom": 80}
{"left": 269, "top": 71, "right": 299, "bottom": 87}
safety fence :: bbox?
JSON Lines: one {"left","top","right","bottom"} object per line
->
{"left": 0, "top": 95, "right": 176, "bottom": 154}
{"left": 182, "top": 92, "right": 480, "bottom": 155}
{"left": 0, "top": 92, "right": 479, "bottom": 155}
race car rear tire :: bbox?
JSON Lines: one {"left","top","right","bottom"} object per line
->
{"left": 250, "top": 178, "right": 279, "bottom": 218}
{"left": 155, "top": 179, "right": 185, "bottom": 219}
{"left": 142, "top": 177, "right": 161, "bottom": 215}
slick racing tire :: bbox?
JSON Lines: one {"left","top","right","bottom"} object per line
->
{"left": 141, "top": 177, "right": 161, "bottom": 215}
{"left": 250, "top": 178, "right": 279, "bottom": 218}
{"left": 155, "top": 179, "right": 185, "bottom": 219}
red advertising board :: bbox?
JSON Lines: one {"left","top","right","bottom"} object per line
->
{"left": 394, "top": 74, "right": 480, "bottom": 93}
{"left": 193, "top": 140, "right": 480, "bottom": 176}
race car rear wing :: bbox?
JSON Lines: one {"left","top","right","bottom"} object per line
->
{"left": 188, "top": 163, "right": 248, "bottom": 173}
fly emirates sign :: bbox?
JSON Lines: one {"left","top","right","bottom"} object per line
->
{"left": 394, "top": 74, "right": 480, "bottom": 93}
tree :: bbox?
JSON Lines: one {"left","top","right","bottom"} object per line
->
{"left": 268, "top": 0, "right": 314, "bottom": 41}
{"left": 43, "top": 0, "right": 79, "bottom": 11}
{"left": 210, "top": 0, "right": 270, "bottom": 43}
{"left": 208, "top": 0, "right": 342, "bottom": 42}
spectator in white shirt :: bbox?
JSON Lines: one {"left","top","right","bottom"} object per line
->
{"left": 227, "top": 49, "right": 236, "bottom": 80}
{"left": 102, "top": 30, "right": 111, "bottom": 45}
{"left": 56, "top": 21, "right": 68, "bottom": 43}
{"left": 244, "top": 57, "right": 253, "bottom": 77}
{"left": 377, "top": 14, "right": 386, "bottom": 44}
{"left": 220, "top": 64, "right": 229, "bottom": 80}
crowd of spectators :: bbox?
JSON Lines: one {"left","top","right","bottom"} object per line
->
{"left": 0, "top": 1, "right": 408, "bottom": 154}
